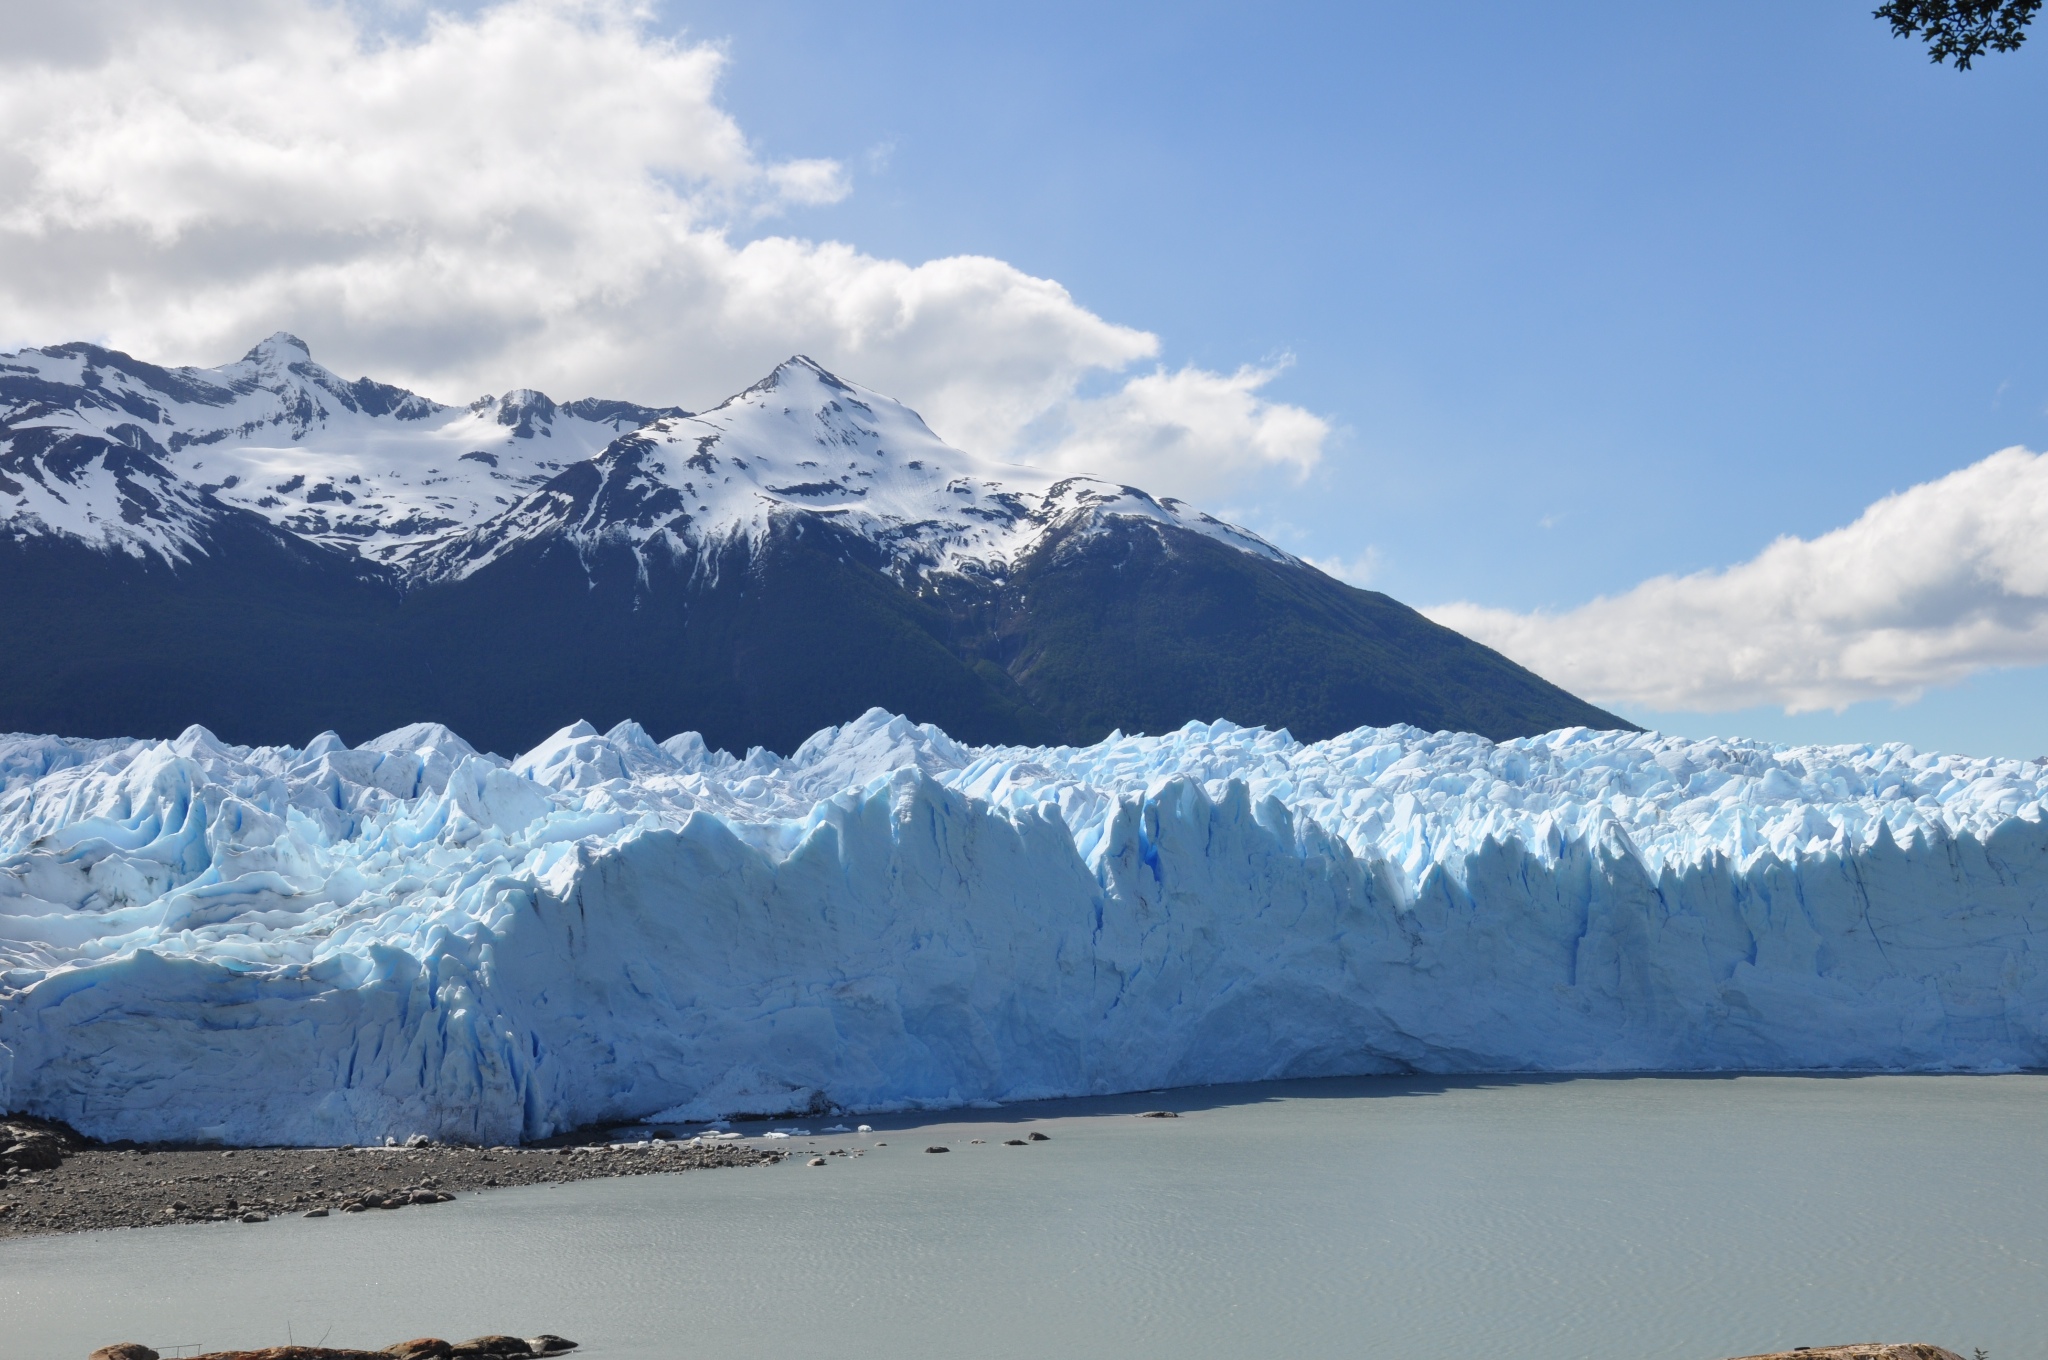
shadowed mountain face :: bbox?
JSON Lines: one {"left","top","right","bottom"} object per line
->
{"left": 0, "top": 337, "right": 1628, "bottom": 752}
{"left": 983, "top": 519, "right": 1623, "bottom": 750}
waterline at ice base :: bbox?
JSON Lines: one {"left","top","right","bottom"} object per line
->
{"left": 3, "top": 709, "right": 2044, "bottom": 1146}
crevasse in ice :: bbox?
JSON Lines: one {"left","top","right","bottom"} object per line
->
{"left": 2, "top": 709, "right": 2044, "bottom": 1145}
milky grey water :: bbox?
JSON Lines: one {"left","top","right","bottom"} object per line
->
{"left": 7, "top": 1075, "right": 2047, "bottom": 1360}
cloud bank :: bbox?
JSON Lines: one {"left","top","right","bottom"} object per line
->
{"left": 1430, "top": 446, "right": 2048, "bottom": 714}
{"left": 0, "top": 0, "right": 1324, "bottom": 499}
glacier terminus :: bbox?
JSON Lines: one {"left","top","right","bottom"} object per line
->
{"left": 2, "top": 709, "right": 2044, "bottom": 1146}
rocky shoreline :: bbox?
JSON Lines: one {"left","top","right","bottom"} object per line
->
{"left": 1, "top": 1116, "right": 783, "bottom": 1240}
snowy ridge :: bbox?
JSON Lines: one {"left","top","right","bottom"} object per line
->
{"left": 2, "top": 710, "right": 2045, "bottom": 1145}
{"left": 0, "top": 334, "right": 683, "bottom": 564}
{"left": 2, "top": 338, "right": 1288, "bottom": 581}
{"left": 407, "top": 356, "right": 1289, "bottom": 583}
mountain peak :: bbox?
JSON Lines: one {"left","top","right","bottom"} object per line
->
{"left": 737, "top": 354, "right": 855, "bottom": 402}
{"left": 782, "top": 353, "right": 846, "bottom": 384}
{"left": 241, "top": 331, "right": 312, "bottom": 364}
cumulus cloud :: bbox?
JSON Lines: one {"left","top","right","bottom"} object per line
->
{"left": 1305, "top": 548, "right": 1383, "bottom": 589}
{"left": 0, "top": 0, "right": 1327, "bottom": 492}
{"left": 1428, "top": 447, "right": 2048, "bottom": 713}
{"left": 1033, "top": 361, "right": 1331, "bottom": 503}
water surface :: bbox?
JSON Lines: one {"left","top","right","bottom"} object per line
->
{"left": 8, "top": 1074, "right": 2046, "bottom": 1360}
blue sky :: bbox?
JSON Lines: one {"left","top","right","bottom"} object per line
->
{"left": 676, "top": 1, "right": 2046, "bottom": 588}
{"left": 668, "top": 0, "right": 2048, "bottom": 756}
{"left": 6, "top": 0, "right": 2048, "bottom": 756}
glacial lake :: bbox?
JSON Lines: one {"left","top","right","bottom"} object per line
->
{"left": 8, "top": 1074, "right": 2048, "bottom": 1360}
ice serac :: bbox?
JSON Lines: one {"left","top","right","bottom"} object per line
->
{"left": 4, "top": 711, "right": 2046, "bottom": 1145}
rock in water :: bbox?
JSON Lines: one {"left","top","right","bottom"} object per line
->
{"left": 448, "top": 1338, "right": 532, "bottom": 1358}
{"left": 82, "top": 1334, "right": 566, "bottom": 1360}
{"left": 1727, "top": 1347, "right": 1965, "bottom": 1360}
{"left": 162, "top": 1349, "right": 390, "bottom": 1360}
{"left": 1027, "top": 1132, "right": 1051, "bottom": 1141}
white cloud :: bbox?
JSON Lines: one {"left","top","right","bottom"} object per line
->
{"left": 1306, "top": 548, "right": 1382, "bottom": 588}
{"left": 1428, "top": 446, "right": 2048, "bottom": 713}
{"left": 0, "top": 0, "right": 1328, "bottom": 493}
{"left": 1032, "top": 361, "right": 1331, "bottom": 503}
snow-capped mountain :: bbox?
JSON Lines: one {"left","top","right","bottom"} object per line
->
{"left": 1, "top": 333, "right": 681, "bottom": 565}
{"left": 0, "top": 335, "right": 1629, "bottom": 753}
{"left": 417, "top": 355, "right": 1286, "bottom": 585}
{"left": 2, "top": 335, "right": 1277, "bottom": 581}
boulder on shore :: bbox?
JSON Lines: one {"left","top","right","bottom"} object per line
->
{"left": 4, "top": 1114, "right": 82, "bottom": 1173}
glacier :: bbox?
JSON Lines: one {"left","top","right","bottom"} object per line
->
{"left": 2, "top": 709, "right": 2046, "bottom": 1146}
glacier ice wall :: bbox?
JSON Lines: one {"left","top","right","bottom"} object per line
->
{"left": 3, "top": 710, "right": 2046, "bottom": 1145}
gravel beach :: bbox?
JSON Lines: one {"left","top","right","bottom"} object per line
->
{"left": 0, "top": 1120, "right": 783, "bottom": 1240}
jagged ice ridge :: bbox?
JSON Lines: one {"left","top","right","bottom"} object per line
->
{"left": 3, "top": 711, "right": 2045, "bottom": 1145}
